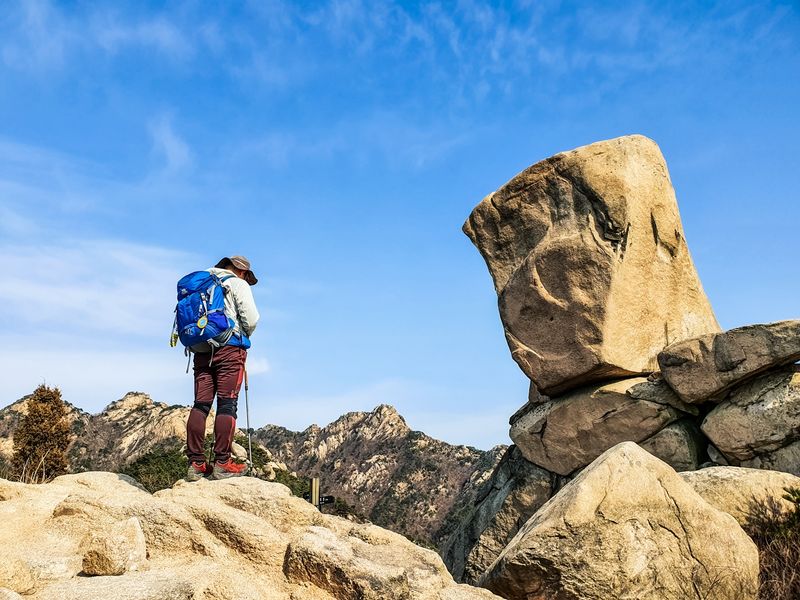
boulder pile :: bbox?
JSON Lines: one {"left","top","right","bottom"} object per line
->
{"left": 444, "top": 135, "right": 800, "bottom": 596}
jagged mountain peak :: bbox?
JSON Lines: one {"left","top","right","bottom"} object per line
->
{"left": 103, "top": 391, "right": 159, "bottom": 414}
{"left": 254, "top": 405, "right": 505, "bottom": 547}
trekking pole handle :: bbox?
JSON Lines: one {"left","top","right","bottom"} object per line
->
{"left": 244, "top": 368, "right": 249, "bottom": 391}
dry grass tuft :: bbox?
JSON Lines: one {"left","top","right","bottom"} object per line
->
{"left": 745, "top": 487, "right": 800, "bottom": 600}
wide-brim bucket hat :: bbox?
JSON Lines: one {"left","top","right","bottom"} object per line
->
{"left": 216, "top": 255, "right": 258, "bottom": 285}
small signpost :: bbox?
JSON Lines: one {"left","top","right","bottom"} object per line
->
{"left": 303, "top": 477, "right": 335, "bottom": 510}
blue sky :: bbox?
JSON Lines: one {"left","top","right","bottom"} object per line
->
{"left": 1, "top": 0, "right": 798, "bottom": 449}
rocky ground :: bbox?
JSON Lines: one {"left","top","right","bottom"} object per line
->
{"left": 0, "top": 394, "right": 503, "bottom": 550}
{"left": 0, "top": 472, "right": 499, "bottom": 600}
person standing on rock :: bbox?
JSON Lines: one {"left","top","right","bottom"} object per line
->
{"left": 185, "top": 256, "right": 260, "bottom": 481}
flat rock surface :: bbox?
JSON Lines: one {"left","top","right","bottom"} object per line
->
{"left": 464, "top": 134, "right": 719, "bottom": 395}
{"left": 659, "top": 320, "right": 800, "bottom": 403}
{"left": 510, "top": 377, "right": 684, "bottom": 475}
{"left": 680, "top": 466, "right": 800, "bottom": 526}
{"left": 480, "top": 442, "right": 759, "bottom": 600}
{"left": 0, "top": 472, "right": 501, "bottom": 600}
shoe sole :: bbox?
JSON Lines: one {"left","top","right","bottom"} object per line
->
{"left": 211, "top": 467, "right": 249, "bottom": 480}
{"left": 186, "top": 464, "right": 211, "bottom": 482}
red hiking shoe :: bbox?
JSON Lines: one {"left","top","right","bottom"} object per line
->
{"left": 186, "top": 461, "right": 212, "bottom": 482}
{"left": 211, "top": 458, "right": 249, "bottom": 480}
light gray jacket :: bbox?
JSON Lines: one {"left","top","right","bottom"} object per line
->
{"left": 207, "top": 267, "right": 260, "bottom": 339}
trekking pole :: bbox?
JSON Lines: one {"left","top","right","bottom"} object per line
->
{"left": 244, "top": 368, "right": 253, "bottom": 470}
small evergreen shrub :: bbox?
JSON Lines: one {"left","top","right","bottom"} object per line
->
{"left": 121, "top": 444, "right": 186, "bottom": 493}
{"left": 12, "top": 385, "right": 70, "bottom": 483}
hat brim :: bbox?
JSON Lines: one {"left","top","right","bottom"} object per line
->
{"left": 215, "top": 257, "right": 258, "bottom": 286}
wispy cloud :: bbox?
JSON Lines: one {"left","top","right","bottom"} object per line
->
{"left": 228, "top": 110, "right": 472, "bottom": 171}
{"left": 148, "top": 115, "right": 193, "bottom": 173}
{"left": 92, "top": 13, "right": 193, "bottom": 59}
{"left": 0, "top": 240, "right": 195, "bottom": 337}
{"left": 1, "top": 0, "right": 195, "bottom": 71}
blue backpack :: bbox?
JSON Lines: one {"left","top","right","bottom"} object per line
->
{"left": 171, "top": 271, "right": 236, "bottom": 351}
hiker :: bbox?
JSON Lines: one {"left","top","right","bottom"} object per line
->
{"left": 184, "top": 256, "right": 260, "bottom": 481}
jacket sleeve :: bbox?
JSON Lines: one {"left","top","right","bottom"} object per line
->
{"left": 231, "top": 280, "right": 260, "bottom": 337}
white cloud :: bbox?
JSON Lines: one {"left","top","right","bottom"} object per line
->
{"left": 1, "top": 0, "right": 195, "bottom": 72}
{"left": 0, "top": 237, "right": 283, "bottom": 421}
{"left": 1, "top": 0, "right": 75, "bottom": 70}
{"left": 0, "top": 240, "right": 196, "bottom": 337}
{"left": 0, "top": 344, "right": 190, "bottom": 414}
{"left": 92, "top": 15, "right": 193, "bottom": 59}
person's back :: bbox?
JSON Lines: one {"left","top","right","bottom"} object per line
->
{"left": 185, "top": 256, "right": 260, "bottom": 481}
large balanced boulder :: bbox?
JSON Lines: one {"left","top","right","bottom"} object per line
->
{"left": 464, "top": 135, "right": 719, "bottom": 395}
{"left": 701, "top": 366, "right": 800, "bottom": 475}
{"left": 0, "top": 472, "right": 500, "bottom": 600}
{"left": 480, "top": 442, "right": 759, "bottom": 600}
{"left": 680, "top": 466, "right": 800, "bottom": 526}
{"left": 509, "top": 377, "right": 685, "bottom": 475}
{"left": 658, "top": 320, "right": 800, "bottom": 403}
{"left": 441, "top": 446, "right": 558, "bottom": 584}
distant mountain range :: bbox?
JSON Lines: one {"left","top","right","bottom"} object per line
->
{"left": 0, "top": 392, "right": 504, "bottom": 549}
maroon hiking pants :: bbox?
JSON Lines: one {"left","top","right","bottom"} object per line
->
{"left": 186, "top": 346, "right": 247, "bottom": 464}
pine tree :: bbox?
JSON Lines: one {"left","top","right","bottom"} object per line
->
{"left": 12, "top": 384, "right": 70, "bottom": 483}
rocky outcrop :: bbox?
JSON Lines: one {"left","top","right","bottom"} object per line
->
{"left": 0, "top": 472, "right": 500, "bottom": 600}
{"left": 463, "top": 134, "right": 719, "bottom": 395}
{"left": 658, "top": 320, "right": 800, "bottom": 404}
{"left": 701, "top": 366, "right": 800, "bottom": 475}
{"left": 680, "top": 466, "right": 800, "bottom": 526}
{"left": 509, "top": 377, "right": 687, "bottom": 475}
{"left": 255, "top": 405, "right": 505, "bottom": 548}
{"left": 639, "top": 418, "right": 705, "bottom": 472}
{"left": 460, "top": 135, "right": 797, "bottom": 598}
{"left": 480, "top": 443, "right": 759, "bottom": 600}
{"left": 440, "top": 446, "right": 560, "bottom": 584}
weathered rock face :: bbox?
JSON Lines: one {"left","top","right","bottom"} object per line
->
{"left": 639, "top": 418, "right": 705, "bottom": 472}
{"left": 737, "top": 440, "right": 800, "bottom": 474}
{"left": 480, "top": 442, "right": 759, "bottom": 600}
{"left": 658, "top": 320, "right": 800, "bottom": 404}
{"left": 510, "top": 377, "right": 686, "bottom": 475}
{"left": 0, "top": 472, "right": 501, "bottom": 600}
{"left": 81, "top": 517, "right": 147, "bottom": 576}
{"left": 702, "top": 366, "right": 800, "bottom": 475}
{"left": 440, "top": 446, "right": 559, "bottom": 584}
{"left": 255, "top": 405, "right": 505, "bottom": 549}
{"left": 464, "top": 135, "right": 719, "bottom": 395}
{"left": 680, "top": 466, "right": 800, "bottom": 526}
